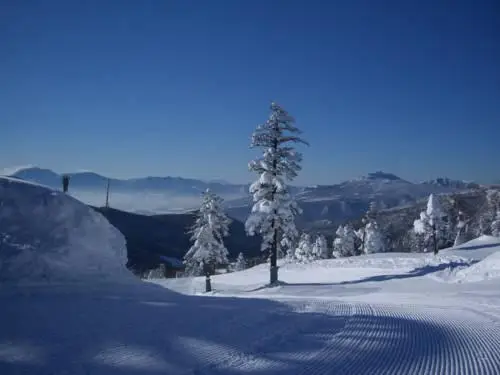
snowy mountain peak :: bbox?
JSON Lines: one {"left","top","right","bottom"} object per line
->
{"left": 0, "top": 165, "right": 36, "bottom": 176}
{"left": 363, "top": 171, "right": 404, "bottom": 182}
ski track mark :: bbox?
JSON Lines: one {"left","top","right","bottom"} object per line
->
{"left": 195, "top": 300, "right": 500, "bottom": 375}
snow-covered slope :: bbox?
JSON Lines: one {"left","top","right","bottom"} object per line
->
{"left": 2, "top": 176, "right": 500, "bottom": 374}
{"left": 0, "top": 177, "right": 132, "bottom": 284}
{"left": 157, "top": 236, "right": 500, "bottom": 299}
{"left": 447, "top": 236, "right": 500, "bottom": 283}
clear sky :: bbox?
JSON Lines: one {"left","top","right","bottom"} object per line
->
{"left": 1, "top": 0, "right": 499, "bottom": 185}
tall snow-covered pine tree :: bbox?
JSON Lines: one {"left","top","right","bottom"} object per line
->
{"left": 184, "top": 189, "right": 231, "bottom": 291}
{"left": 246, "top": 102, "right": 308, "bottom": 285}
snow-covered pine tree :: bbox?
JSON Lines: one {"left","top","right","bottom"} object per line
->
{"left": 295, "top": 233, "right": 314, "bottom": 262}
{"left": 234, "top": 252, "right": 247, "bottom": 271}
{"left": 312, "top": 234, "right": 329, "bottom": 259}
{"left": 413, "top": 194, "right": 444, "bottom": 254}
{"left": 184, "top": 189, "right": 231, "bottom": 291}
{"left": 491, "top": 210, "right": 500, "bottom": 237}
{"left": 245, "top": 102, "right": 308, "bottom": 285}
{"left": 477, "top": 190, "right": 500, "bottom": 235}
{"left": 332, "top": 225, "right": 344, "bottom": 258}
{"left": 359, "top": 201, "right": 382, "bottom": 253}
{"left": 285, "top": 246, "right": 296, "bottom": 262}
{"left": 454, "top": 210, "right": 467, "bottom": 246}
{"left": 363, "top": 221, "right": 386, "bottom": 254}
{"left": 333, "top": 224, "right": 357, "bottom": 257}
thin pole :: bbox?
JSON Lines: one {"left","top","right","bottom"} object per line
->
{"left": 105, "top": 179, "right": 110, "bottom": 208}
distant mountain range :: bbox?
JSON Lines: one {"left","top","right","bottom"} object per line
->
{"left": 5, "top": 167, "right": 482, "bottom": 227}
{"left": 6, "top": 167, "right": 248, "bottom": 197}
{"left": 225, "top": 171, "right": 481, "bottom": 229}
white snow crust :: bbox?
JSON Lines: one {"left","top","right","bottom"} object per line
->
{"left": 0, "top": 177, "right": 132, "bottom": 284}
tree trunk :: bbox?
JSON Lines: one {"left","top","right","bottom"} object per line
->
{"left": 454, "top": 228, "right": 464, "bottom": 247}
{"left": 205, "top": 274, "right": 212, "bottom": 293}
{"left": 270, "top": 225, "right": 278, "bottom": 285}
{"left": 432, "top": 224, "right": 438, "bottom": 255}
{"left": 62, "top": 175, "right": 70, "bottom": 193}
{"left": 269, "top": 136, "right": 279, "bottom": 285}
{"left": 361, "top": 228, "right": 366, "bottom": 255}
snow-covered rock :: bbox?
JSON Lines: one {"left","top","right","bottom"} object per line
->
{"left": 0, "top": 177, "right": 132, "bottom": 284}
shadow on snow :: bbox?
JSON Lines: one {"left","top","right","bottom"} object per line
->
{"left": 277, "top": 259, "right": 476, "bottom": 289}
{"left": 453, "top": 242, "right": 500, "bottom": 251}
{"left": 0, "top": 281, "right": 460, "bottom": 375}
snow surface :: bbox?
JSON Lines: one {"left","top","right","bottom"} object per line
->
{"left": 0, "top": 177, "right": 132, "bottom": 284}
{"left": 3, "top": 176, "right": 500, "bottom": 374}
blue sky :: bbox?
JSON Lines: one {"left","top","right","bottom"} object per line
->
{"left": 1, "top": 0, "right": 499, "bottom": 185}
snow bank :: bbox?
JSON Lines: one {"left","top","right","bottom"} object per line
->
{"left": 0, "top": 177, "right": 132, "bottom": 284}
{"left": 453, "top": 250, "right": 500, "bottom": 283}
{"left": 443, "top": 235, "right": 500, "bottom": 261}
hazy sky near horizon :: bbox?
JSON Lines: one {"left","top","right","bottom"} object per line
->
{"left": 1, "top": 0, "right": 499, "bottom": 184}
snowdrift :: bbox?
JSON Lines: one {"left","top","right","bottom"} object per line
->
{"left": 445, "top": 235, "right": 500, "bottom": 259}
{"left": 453, "top": 251, "right": 500, "bottom": 283}
{"left": 0, "top": 177, "right": 132, "bottom": 283}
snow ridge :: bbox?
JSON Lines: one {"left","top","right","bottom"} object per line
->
{"left": 0, "top": 176, "right": 132, "bottom": 284}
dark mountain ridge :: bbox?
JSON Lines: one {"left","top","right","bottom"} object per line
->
{"left": 92, "top": 206, "right": 261, "bottom": 274}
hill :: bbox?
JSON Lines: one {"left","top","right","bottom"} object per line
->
{"left": 92, "top": 207, "right": 262, "bottom": 274}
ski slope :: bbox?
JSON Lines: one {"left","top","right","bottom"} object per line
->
{"left": 2, "top": 176, "right": 500, "bottom": 374}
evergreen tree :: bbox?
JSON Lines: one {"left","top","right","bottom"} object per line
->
{"left": 184, "top": 189, "right": 231, "bottom": 291}
{"left": 364, "top": 221, "right": 386, "bottom": 254}
{"left": 234, "top": 252, "right": 247, "bottom": 271}
{"left": 413, "top": 194, "right": 445, "bottom": 254}
{"left": 333, "top": 224, "right": 357, "bottom": 257}
{"left": 285, "top": 246, "right": 296, "bottom": 262}
{"left": 246, "top": 102, "right": 308, "bottom": 285}
{"left": 312, "top": 234, "right": 329, "bottom": 259}
{"left": 477, "top": 190, "right": 500, "bottom": 235}
{"left": 295, "top": 233, "right": 314, "bottom": 262}
{"left": 356, "top": 201, "right": 378, "bottom": 254}
{"left": 454, "top": 210, "right": 467, "bottom": 246}
{"left": 492, "top": 210, "right": 500, "bottom": 237}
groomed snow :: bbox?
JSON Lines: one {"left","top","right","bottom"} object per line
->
{"left": 3, "top": 176, "right": 500, "bottom": 374}
{"left": 0, "top": 177, "right": 132, "bottom": 284}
